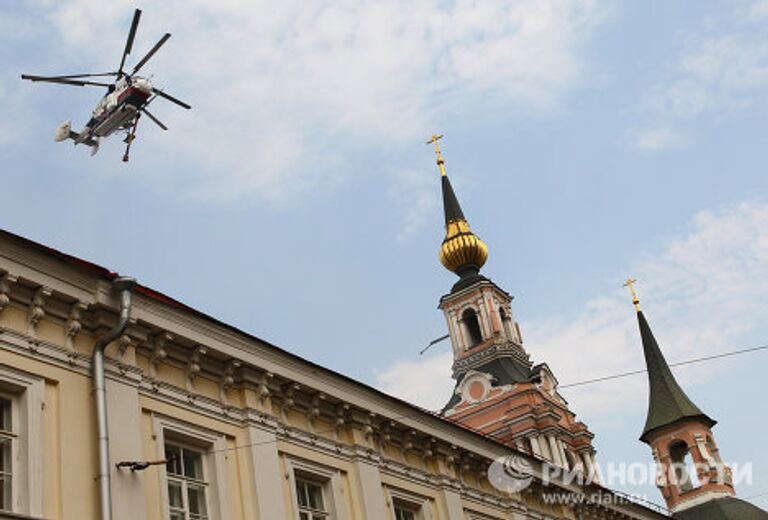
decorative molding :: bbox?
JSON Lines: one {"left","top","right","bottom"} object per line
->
{"left": 26, "top": 286, "right": 51, "bottom": 336}
{"left": 308, "top": 392, "right": 326, "bottom": 433}
{"left": 0, "top": 272, "right": 15, "bottom": 314}
{"left": 148, "top": 332, "right": 171, "bottom": 381}
{"left": 257, "top": 371, "right": 273, "bottom": 403}
{"left": 184, "top": 345, "right": 207, "bottom": 392}
{"left": 219, "top": 358, "right": 241, "bottom": 404}
{"left": 279, "top": 382, "right": 300, "bottom": 424}
{"left": 117, "top": 334, "right": 133, "bottom": 358}
{"left": 65, "top": 301, "right": 88, "bottom": 350}
{"left": 452, "top": 342, "right": 530, "bottom": 377}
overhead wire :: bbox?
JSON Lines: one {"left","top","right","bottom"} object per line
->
{"left": 559, "top": 345, "right": 768, "bottom": 389}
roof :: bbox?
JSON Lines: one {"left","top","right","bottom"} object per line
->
{"left": 442, "top": 355, "right": 535, "bottom": 412}
{"left": 673, "top": 496, "right": 768, "bottom": 519}
{"left": 637, "top": 311, "right": 715, "bottom": 443}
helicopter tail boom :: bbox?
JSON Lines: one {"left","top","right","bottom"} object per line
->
{"left": 53, "top": 120, "right": 100, "bottom": 155}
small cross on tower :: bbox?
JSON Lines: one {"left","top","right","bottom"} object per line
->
{"left": 623, "top": 277, "right": 641, "bottom": 312}
{"left": 426, "top": 134, "right": 447, "bottom": 176}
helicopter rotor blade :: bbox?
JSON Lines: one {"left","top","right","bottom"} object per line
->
{"left": 21, "top": 75, "right": 112, "bottom": 87}
{"left": 152, "top": 88, "right": 191, "bottom": 109}
{"left": 132, "top": 33, "right": 171, "bottom": 75}
{"left": 118, "top": 8, "right": 142, "bottom": 75}
{"left": 141, "top": 108, "right": 168, "bottom": 130}
{"left": 23, "top": 72, "right": 117, "bottom": 80}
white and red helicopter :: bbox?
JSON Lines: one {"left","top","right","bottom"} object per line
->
{"left": 21, "top": 9, "right": 190, "bottom": 162}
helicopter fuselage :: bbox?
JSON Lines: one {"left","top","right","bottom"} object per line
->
{"left": 75, "top": 77, "right": 152, "bottom": 144}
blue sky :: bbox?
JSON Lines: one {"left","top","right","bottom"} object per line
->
{"left": 3, "top": 0, "right": 768, "bottom": 509}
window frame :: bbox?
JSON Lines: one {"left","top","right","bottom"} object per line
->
{"left": 152, "top": 414, "right": 230, "bottom": 520}
{"left": 294, "top": 474, "right": 329, "bottom": 519}
{"left": 0, "top": 393, "right": 15, "bottom": 512}
{"left": 164, "top": 440, "right": 211, "bottom": 520}
{"left": 0, "top": 365, "right": 44, "bottom": 516}
{"left": 386, "top": 488, "right": 431, "bottom": 520}
{"left": 285, "top": 456, "right": 345, "bottom": 520}
{"left": 464, "top": 510, "right": 505, "bottom": 520}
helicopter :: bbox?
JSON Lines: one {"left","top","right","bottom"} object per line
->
{"left": 21, "top": 8, "right": 190, "bottom": 162}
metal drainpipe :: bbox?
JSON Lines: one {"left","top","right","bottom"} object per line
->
{"left": 93, "top": 276, "right": 136, "bottom": 520}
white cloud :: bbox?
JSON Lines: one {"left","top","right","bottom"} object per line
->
{"left": 23, "top": 0, "right": 607, "bottom": 204}
{"left": 631, "top": 127, "right": 688, "bottom": 151}
{"left": 387, "top": 168, "right": 440, "bottom": 240}
{"left": 375, "top": 202, "right": 768, "bottom": 418}
{"left": 376, "top": 351, "right": 455, "bottom": 411}
{"left": 637, "top": 0, "right": 768, "bottom": 146}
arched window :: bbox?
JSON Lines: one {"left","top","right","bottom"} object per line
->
{"left": 669, "top": 441, "right": 700, "bottom": 492}
{"left": 461, "top": 308, "right": 483, "bottom": 347}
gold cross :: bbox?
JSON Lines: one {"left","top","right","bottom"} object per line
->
{"left": 426, "top": 134, "right": 447, "bottom": 176}
{"left": 623, "top": 277, "right": 641, "bottom": 311}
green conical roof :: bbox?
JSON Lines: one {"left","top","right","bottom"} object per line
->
{"left": 637, "top": 311, "right": 715, "bottom": 443}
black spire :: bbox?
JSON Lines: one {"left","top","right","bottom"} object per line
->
{"left": 637, "top": 311, "right": 715, "bottom": 443}
{"left": 441, "top": 175, "right": 465, "bottom": 225}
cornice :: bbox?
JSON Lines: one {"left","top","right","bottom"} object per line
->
{"left": 0, "top": 324, "right": 143, "bottom": 386}
{"left": 452, "top": 342, "right": 531, "bottom": 376}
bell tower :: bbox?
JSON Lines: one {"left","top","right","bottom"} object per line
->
{"left": 429, "top": 135, "right": 597, "bottom": 477}
{"left": 626, "top": 280, "right": 768, "bottom": 519}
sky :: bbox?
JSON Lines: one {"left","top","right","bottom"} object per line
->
{"left": 2, "top": 0, "right": 768, "bottom": 510}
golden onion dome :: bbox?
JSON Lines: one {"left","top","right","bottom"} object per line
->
{"left": 440, "top": 219, "right": 489, "bottom": 273}
{"left": 426, "top": 134, "right": 489, "bottom": 278}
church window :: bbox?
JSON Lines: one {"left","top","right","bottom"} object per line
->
{"left": 462, "top": 308, "right": 483, "bottom": 347}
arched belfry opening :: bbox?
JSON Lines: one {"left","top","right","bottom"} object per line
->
{"left": 669, "top": 440, "right": 700, "bottom": 493}
{"left": 461, "top": 308, "right": 483, "bottom": 347}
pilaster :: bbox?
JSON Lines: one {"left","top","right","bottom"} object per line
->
{"left": 247, "top": 425, "right": 288, "bottom": 519}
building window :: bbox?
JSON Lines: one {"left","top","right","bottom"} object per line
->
{"left": 0, "top": 397, "right": 12, "bottom": 511}
{"left": 295, "top": 477, "right": 329, "bottom": 519}
{"left": 461, "top": 308, "right": 483, "bottom": 347}
{"left": 0, "top": 365, "right": 44, "bottom": 516}
{"left": 286, "top": 457, "right": 343, "bottom": 520}
{"left": 165, "top": 443, "right": 209, "bottom": 520}
{"left": 394, "top": 501, "right": 418, "bottom": 520}
{"left": 387, "top": 488, "right": 429, "bottom": 520}
{"left": 154, "top": 414, "right": 231, "bottom": 520}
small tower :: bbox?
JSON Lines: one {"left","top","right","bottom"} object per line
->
{"left": 430, "top": 135, "right": 597, "bottom": 476}
{"left": 626, "top": 279, "right": 768, "bottom": 519}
